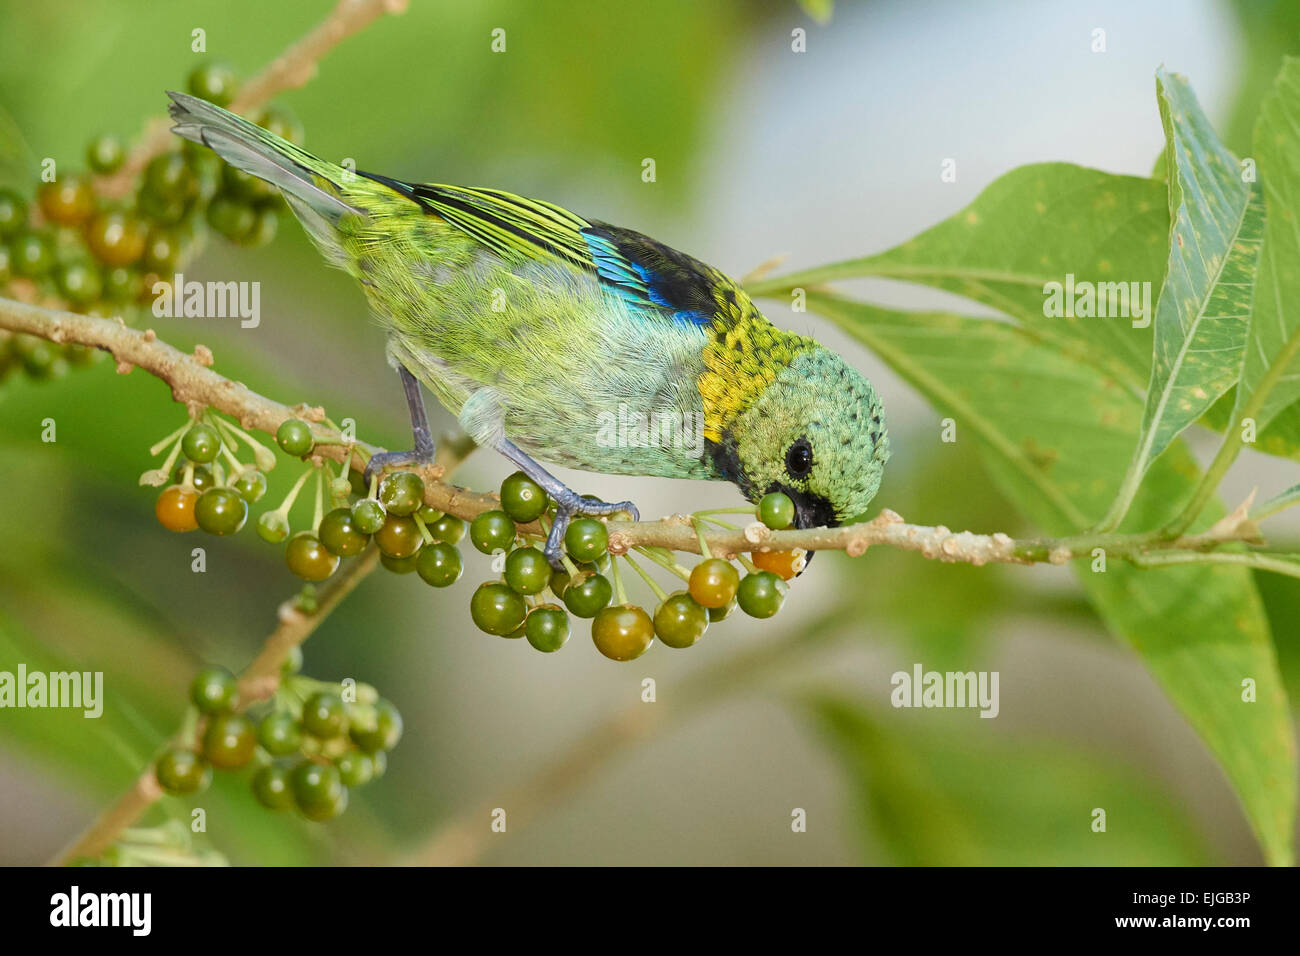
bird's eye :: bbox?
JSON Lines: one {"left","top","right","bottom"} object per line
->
{"left": 785, "top": 438, "right": 813, "bottom": 479}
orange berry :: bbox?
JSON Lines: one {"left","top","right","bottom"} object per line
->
{"left": 750, "top": 548, "right": 807, "bottom": 581}
{"left": 687, "top": 558, "right": 740, "bottom": 609}
{"left": 37, "top": 176, "right": 96, "bottom": 226}
{"left": 86, "top": 211, "right": 147, "bottom": 267}
{"left": 156, "top": 484, "right": 199, "bottom": 532}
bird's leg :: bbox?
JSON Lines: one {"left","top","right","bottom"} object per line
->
{"left": 364, "top": 364, "right": 437, "bottom": 483}
{"left": 494, "top": 438, "right": 639, "bottom": 569}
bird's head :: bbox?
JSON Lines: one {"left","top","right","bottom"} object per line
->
{"left": 720, "top": 346, "right": 889, "bottom": 530}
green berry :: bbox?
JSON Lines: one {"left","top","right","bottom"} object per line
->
{"left": 142, "top": 226, "right": 182, "bottom": 273}
{"left": 470, "top": 581, "right": 527, "bottom": 636}
{"left": 257, "top": 510, "right": 290, "bottom": 544}
{"left": 55, "top": 259, "right": 103, "bottom": 304}
{"left": 172, "top": 462, "right": 216, "bottom": 493}
{"left": 688, "top": 558, "right": 740, "bottom": 609}
{"left": 11, "top": 231, "right": 53, "bottom": 277}
{"left": 758, "top": 492, "right": 796, "bottom": 529}
{"left": 238, "top": 204, "right": 279, "bottom": 248}
{"left": 102, "top": 265, "right": 141, "bottom": 302}
{"left": 232, "top": 469, "right": 268, "bottom": 503}
{"left": 251, "top": 764, "right": 294, "bottom": 810}
{"left": 206, "top": 195, "right": 257, "bottom": 239}
{"left": 736, "top": 571, "right": 788, "bottom": 619}
{"left": 429, "top": 513, "right": 465, "bottom": 544}
{"left": 155, "top": 748, "right": 211, "bottom": 795}
{"left": 257, "top": 711, "right": 303, "bottom": 757}
{"left": 194, "top": 487, "right": 248, "bottom": 535}
{"left": 380, "top": 552, "right": 419, "bottom": 574}
{"left": 190, "top": 666, "right": 238, "bottom": 714}
{"left": 564, "top": 518, "right": 608, "bottom": 562}
{"left": 202, "top": 712, "right": 257, "bottom": 770}
{"left": 416, "top": 542, "right": 463, "bottom": 588}
{"left": 378, "top": 471, "right": 424, "bottom": 516}
{"left": 143, "top": 151, "right": 197, "bottom": 203}
{"left": 470, "top": 510, "right": 516, "bottom": 554}
{"left": 291, "top": 760, "right": 348, "bottom": 822}
{"left": 301, "top": 691, "right": 348, "bottom": 739}
{"left": 351, "top": 497, "right": 387, "bottom": 535}
{"left": 86, "top": 133, "right": 125, "bottom": 173}
{"left": 335, "top": 751, "right": 374, "bottom": 788}
{"left": 653, "top": 592, "right": 709, "bottom": 649}
{"left": 592, "top": 604, "right": 655, "bottom": 662}
{"left": 0, "top": 189, "right": 26, "bottom": 238}
{"left": 562, "top": 573, "right": 612, "bottom": 618}
{"left": 500, "top": 471, "right": 548, "bottom": 523}
{"left": 525, "top": 605, "right": 570, "bottom": 653}
{"left": 504, "top": 546, "right": 551, "bottom": 595}
{"left": 319, "top": 506, "right": 369, "bottom": 557}
{"left": 374, "top": 514, "right": 422, "bottom": 559}
{"left": 275, "top": 418, "right": 314, "bottom": 456}
{"left": 188, "top": 61, "right": 239, "bottom": 106}
{"left": 708, "top": 599, "right": 737, "bottom": 623}
{"left": 11, "top": 332, "right": 66, "bottom": 380}
{"left": 285, "top": 531, "right": 340, "bottom": 581}
{"left": 351, "top": 698, "right": 403, "bottom": 753}
{"left": 548, "top": 569, "right": 572, "bottom": 598}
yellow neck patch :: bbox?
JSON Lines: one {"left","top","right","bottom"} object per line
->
{"left": 697, "top": 292, "right": 815, "bottom": 443}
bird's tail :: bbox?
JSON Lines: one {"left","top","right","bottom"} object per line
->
{"left": 166, "top": 91, "right": 357, "bottom": 223}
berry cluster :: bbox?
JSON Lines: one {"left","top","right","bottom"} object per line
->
{"left": 0, "top": 61, "right": 295, "bottom": 383}
{"left": 149, "top": 410, "right": 804, "bottom": 662}
{"left": 155, "top": 651, "right": 402, "bottom": 823}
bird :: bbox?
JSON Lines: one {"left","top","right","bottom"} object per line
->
{"left": 167, "top": 91, "right": 890, "bottom": 566}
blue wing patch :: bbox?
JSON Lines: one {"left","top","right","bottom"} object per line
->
{"left": 581, "top": 225, "right": 714, "bottom": 327}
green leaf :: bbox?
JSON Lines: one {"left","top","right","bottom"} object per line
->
{"left": 1234, "top": 57, "right": 1300, "bottom": 433}
{"left": 803, "top": 292, "right": 1296, "bottom": 865}
{"left": 1109, "top": 71, "right": 1264, "bottom": 521}
{"left": 1257, "top": 481, "right": 1300, "bottom": 521}
{"left": 747, "top": 162, "right": 1168, "bottom": 390}
{"left": 807, "top": 696, "right": 1214, "bottom": 865}
{"left": 796, "top": 0, "right": 833, "bottom": 24}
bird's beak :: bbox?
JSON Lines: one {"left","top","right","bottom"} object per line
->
{"left": 788, "top": 493, "right": 837, "bottom": 574}
{"left": 791, "top": 493, "right": 837, "bottom": 532}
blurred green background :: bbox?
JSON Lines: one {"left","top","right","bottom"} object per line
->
{"left": 1, "top": 0, "right": 1298, "bottom": 865}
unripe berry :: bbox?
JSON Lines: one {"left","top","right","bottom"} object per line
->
{"left": 591, "top": 604, "right": 654, "bottom": 661}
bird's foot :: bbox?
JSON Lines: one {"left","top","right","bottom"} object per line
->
{"left": 543, "top": 492, "right": 639, "bottom": 569}
{"left": 363, "top": 447, "right": 436, "bottom": 484}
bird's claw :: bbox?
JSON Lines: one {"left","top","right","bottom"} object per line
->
{"left": 543, "top": 494, "right": 639, "bottom": 569}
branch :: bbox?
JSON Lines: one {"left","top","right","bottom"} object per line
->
{"left": 1, "top": 298, "right": 1275, "bottom": 572}
{"left": 96, "top": 0, "right": 408, "bottom": 198}
{"left": 47, "top": 548, "right": 381, "bottom": 865}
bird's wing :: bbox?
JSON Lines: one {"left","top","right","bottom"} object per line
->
{"left": 360, "top": 173, "right": 748, "bottom": 329}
